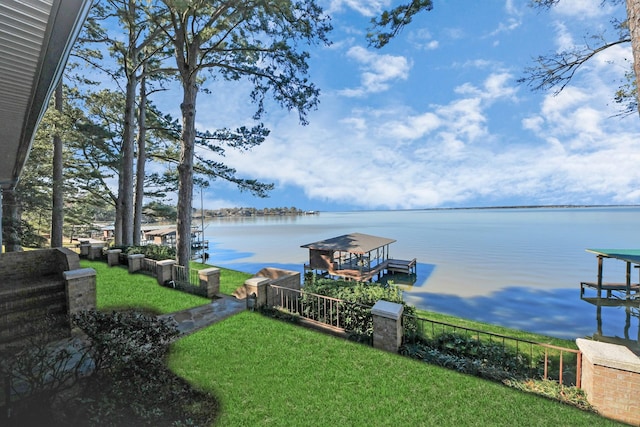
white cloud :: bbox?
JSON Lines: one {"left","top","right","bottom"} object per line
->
{"left": 325, "top": 0, "right": 389, "bottom": 17}
{"left": 338, "top": 46, "right": 411, "bottom": 97}
{"left": 550, "top": 0, "right": 614, "bottom": 19}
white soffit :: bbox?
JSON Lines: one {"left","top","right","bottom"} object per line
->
{"left": 0, "top": 0, "right": 90, "bottom": 189}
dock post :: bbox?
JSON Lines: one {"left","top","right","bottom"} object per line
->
{"left": 597, "top": 256, "right": 603, "bottom": 298}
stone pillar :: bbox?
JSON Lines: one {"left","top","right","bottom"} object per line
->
{"left": 199, "top": 267, "right": 220, "bottom": 299}
{"left": 371, "top": 300, "right": 404, "bottom": 353}
{"left": 107, "top": 249, "right": 122, "bottom": 267}
{"left": 576, "top": 338, "right": 640, "bottom": 426}
{"left": 127, "top": 253, "right": 144, "bottom": 273}
{"left": 64, "top": 268, "right": 97, "bottom": 334}
{"left": 156, "top": 259, "right": 176, "bottom": 285}
{"left": 79, "top": 242, "right": 90, "bottom": 258}
{"left": 243, "top": 277, "right": 270, "bottom": 309}
{"left": 88, "top": 244, "right": 103, "bottom": 260}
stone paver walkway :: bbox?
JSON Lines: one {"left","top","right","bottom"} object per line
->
{"left": 159, "top": 295, "right": 246, "bottom": 336}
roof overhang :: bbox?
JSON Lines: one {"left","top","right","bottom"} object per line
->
{"left": 301, "top": 232, "right": 397, "bottom": 254}
{"left": 0, "top": 0, "right": 92, "bottom": 190}
{"left": 586, "top": 248, "right": 640, "bottom": 265}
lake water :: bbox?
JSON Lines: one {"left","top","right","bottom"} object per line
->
{"left": 202, "top": 207, "right": 640, "bottom": 343}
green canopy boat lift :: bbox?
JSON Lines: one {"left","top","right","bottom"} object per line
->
{"left": 581, "top": 249, "right": 640, "bottom": 301}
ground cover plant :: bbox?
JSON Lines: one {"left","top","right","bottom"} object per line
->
{"left": 169, "top": 311, "right": 620, "bottom": 426}
{"left": 1, "top": 311, "right": 218, "bottom": 426}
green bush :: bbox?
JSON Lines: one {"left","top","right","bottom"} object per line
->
{"left": 111, "top": 244, "right": 176, "bottom": 261}
{"left": 400, "top": 332, "right": 535, "bottom": 382}
{"left": 301, "top": 278, "right": 415, "bottom": 342}
{"left": 0, "top": 310, "right": 218, "bottom": 426}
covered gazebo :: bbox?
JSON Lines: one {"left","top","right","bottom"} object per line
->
{"left": 581, "top": 249, "right": 640, "bottom": 300}
{"left": 301, "top": 232, "right": 415, "bottom": 282}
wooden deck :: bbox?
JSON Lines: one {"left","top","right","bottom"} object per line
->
{"left": 386, "top": 258, "right": 417, "bottom": 275}
{"left": 581, "top": 281, "right": 640, "bottom": 299}
{"left": 307, "top": 258, "right": 417, "bottom": 283}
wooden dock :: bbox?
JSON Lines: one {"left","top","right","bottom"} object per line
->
{"left": 386, "top": 258, "right": 417, "bottom": 275}
{"left": 580, "top": 281, "right": 640, "bottom": 300}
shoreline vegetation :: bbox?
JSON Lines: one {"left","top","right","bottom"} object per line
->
{"left": 188, "top": 204, "right": 639, "bottom": 219}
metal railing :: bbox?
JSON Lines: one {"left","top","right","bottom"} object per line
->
{"left": 172, "top": 265, "right": 200, "bottom": 287}
{"left": 269, "top": 285, "right": 373, "bottom": 340}
{"left": 403, "top": 315, "right": 582, "bottom": 387}
{"left": 141, "top": 258, "right": 158, "bottom": 277}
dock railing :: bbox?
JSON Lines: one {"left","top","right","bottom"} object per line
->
{"left": 402, "top": 314, "right": 582, "bottom": 387}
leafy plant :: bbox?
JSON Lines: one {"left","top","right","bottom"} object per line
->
{"left": 111, "top": 244, "right": 176, "bottom": 261}
{"left": 301, "top": 278, "right": 415, "bottom": 342}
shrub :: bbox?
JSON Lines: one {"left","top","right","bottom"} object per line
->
{"left": 399, "top": 332, "right": 535, "bottom": 382}
{"left": 1, "top": 310, "right": 218, "bottom": 426}
{"left": 111, "top": 244, "right": 176, "bottom": 261}
{"left": 301, "top": 278, "right": 415, "bottom": 342}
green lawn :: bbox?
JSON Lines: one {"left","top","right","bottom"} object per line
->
{"left": 169, "top": 311, "right": 620, "bottom": 426}
{"left": 81, "top": 259, "right": 621, "bottom": 426}
{"left": 81, "top": 259, "right": 252, "bottom": 313}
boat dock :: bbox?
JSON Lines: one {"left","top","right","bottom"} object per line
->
{"left": 301, "top": 233, "right": 416, "bottom": 283}
{"left": 581, "top": 249, "right": 640, "bottom": 301}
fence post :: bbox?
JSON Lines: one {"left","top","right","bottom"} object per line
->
{"left": 63, "top": 268, "right": 97, "bottom": 335}
{"left": 371, "top": 300, "right": 404, "bottom": 353}
{"left": 106, "top": 249, "right": 121, "bottom": 267}
{"left": 156, "top": 259, "right": 176, "bottom": 285}
{"left": 79, "top": 242, "right": 90, "bottom": 258}
{"left": 576, "top": 338, "right": 640, "bottom": 426}
{"left": 88, "top": 244, "right": 103, "bottom": 261}
{"left": 243, "top": 277, "right": 270, "bottom": 309}
{"left": 127, "top": 254, "right": 145, "bottom": 273}
{"left": 199, "top": 267, "right": 220, "bottom": 299}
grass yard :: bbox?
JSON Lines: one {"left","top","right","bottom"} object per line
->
{"left": 169, "top": 311, "right": 620, "bottom": 427}
{"left": 79, "top": 259, "right": 623, "bottom": 425}
{"left": 80, "top": 260, "right": 209, "bottom": 313}
{"left": 81, "top": 259, "right": 252, "bottom": 313}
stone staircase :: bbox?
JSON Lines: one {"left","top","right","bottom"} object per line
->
{"left": 0, "top": 278, "right": 70, "bottom": 350}
{"left": 0, "top": 248, "right": 95, "bottom": 353}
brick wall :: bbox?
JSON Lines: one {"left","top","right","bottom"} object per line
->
{"left": 0, "top": 248, "right": 78, "bottom": 283}
{"left": 577, "top": 338, "right": 640, "bottom": 426}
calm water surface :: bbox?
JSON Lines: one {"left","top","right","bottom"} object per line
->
{"left": 203, "top": 207, "right": 640, "bottom": 343}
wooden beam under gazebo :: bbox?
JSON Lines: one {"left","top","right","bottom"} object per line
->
{"left": 301, "top": 232, "right": 416, "bottom": 282}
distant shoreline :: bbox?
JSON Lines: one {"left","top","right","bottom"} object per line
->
{"left": 422, "top": 204, "right": 640, "bottom": 211}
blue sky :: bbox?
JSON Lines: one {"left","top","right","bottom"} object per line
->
{"left": 157, "top": 0, "right": 640, "bottom": 212}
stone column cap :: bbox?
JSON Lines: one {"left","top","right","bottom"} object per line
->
{"left": 576, "top": 338, "right": 640, "bottom": 373}
{"left": 371, "top": 300, "right": 404, "bottom": 320}
{"left": 63, "top": 268, "right": 97, "bottom": 279}
{"left": 127, "top": 253, "right": 145, "bottom": 259}
{"left": 199, "top": 267, "right": 220, "bottom": 276}
{"left": 245, "top": 277, "right": 271, "bottom": 287}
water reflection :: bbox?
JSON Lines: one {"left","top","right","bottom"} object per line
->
{"left": 581, "top": 298, "right": 640, "bottom": 354}
{"left": 208, "top": 248, "right": 639, "bottom": 347}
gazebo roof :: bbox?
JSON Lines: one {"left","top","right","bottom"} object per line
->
{"left": 586, "top": 249, "right": 640, "bottom": 265}
{"left": 301, "top": 233, "right": 396, "bottom": 255}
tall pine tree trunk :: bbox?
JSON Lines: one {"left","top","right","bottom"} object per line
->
{"left": 176, "top": 80, "right": 197, "bottom": 267}
{"left": 627, "top": 0, "right": 640, "bottom": 116}
{"left": 51, "top": 82, "right": 64, "bottom": 248}
{"left": 134, "top": 74, "right": 147, "bottom": 246}
{"left": 120, "top": 75, "right": 137, "bottom": 246}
